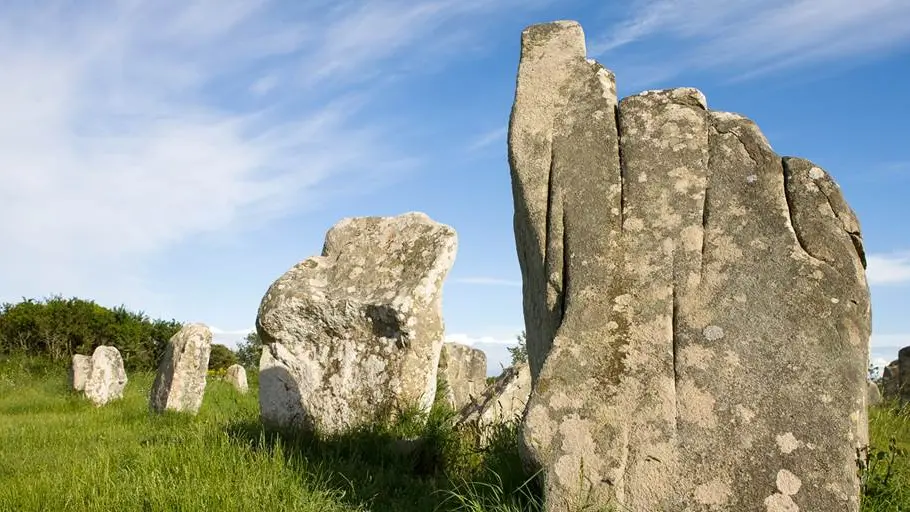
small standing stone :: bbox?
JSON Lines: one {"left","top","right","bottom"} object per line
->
{"left": 70, "top": 354, "right": 92, "bottom": 392}
{"left": 459, "top": 363, "right": 531, "bottom": 444}
{"left": 83, "top": 346, "right": 128, "bottom": 406}
{"left": 225, "top": 364, "right": 248, "bottom": 394}
{"left": 867, "top": 380, "right": 882, "bottom": 406}
{"left": 882, "top": 359, "right": 900, "bottom": 399}
{"left": 150, "top": 323, "right": 212, "bottom": 415}
{"left": 437, "top": 342, "right": 487, "bottom": 411}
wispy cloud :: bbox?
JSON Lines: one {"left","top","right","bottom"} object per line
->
{"left": 467, "top": 127, "right": 507, "bottom": 152}
{"left": 451, "top": 277, "right": 522, "bottom": 287}
{"left": 591, "top": 0, "right": 910, "bottom": 86}
{"left": 0, "top": 0, "right": 545, "bottom": 311}
{"left": 866, "top": 252, "right": 910, "bottom": 285}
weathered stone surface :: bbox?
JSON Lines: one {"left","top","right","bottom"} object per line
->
{"left": 83, "top": 346, "right": 128, "bottom": 406}
{"left": 257, "top": 212, "right": 457, "bottom": 435}
{"left": 437, "top": 342, "right": 487, "bottom": 410}
{"left": 70, "top": 354, "right": 92, "bottom": 392}
{"left": 150, "top": 323, "right": 212, "bottom": 415}
{"left": 900, "top": 346, "right": 910, "bottom": 403}
{"left": 882, "top": 359, "right": 900, "bottom": 399}
{"left": 509, "top": 20, "right": 871, "bottom": 511}
{"left": 867, "top": 380, "right": 882, "bottom": 406}
{"left": 225, "top": 364, "right": 248, "bottom": 394}
{"left": 459, "top": 363, "right": 531, "bottom": 439}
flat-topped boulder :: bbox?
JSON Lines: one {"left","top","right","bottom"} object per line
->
{"left": 70, "top": 354, "right": 92, "bottom": 392}
{"left": 509, "top": 20, "right": 871, "bottom": 511}
{"left": 257, "top": 212, "right": 457, "bottom": 435}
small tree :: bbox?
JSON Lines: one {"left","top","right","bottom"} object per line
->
{"left": 508, "top": 330, "right": 527, "bottom": 366}
{"left": 235, "top": 331, "right": 262, "bottom": 369}
{"left": 208, "top": 344, "right": 238, "bottom": 370}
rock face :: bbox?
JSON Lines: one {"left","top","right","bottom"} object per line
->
{"left": 508, "top": 20, "right": 871, "bottom": 511}
{"left": 257, "top": 212, "right": 457, "bottom": 435}
{"left": 70, "top": 354, "right": 92, "bottom": 392}
{"left": 83, "top": 346, "right": 128, "bottom": 406}
{"left": 225, "top": 364, "right": 249, "bottom": 394}
{"left": 882, "top": 359, "right": 900, "bottom": 399}
{"left": 867, "top": 380, "right": 882, "bottom": 406}
{"left": 900, "top": 347, "right": 910, "bottom": 403}
{"left": 437, "top": 342, "right": 487, "bottom": 410}
{"left": 459, "top": 363, "right": 531, "bottom": 436}
{"left": 150, "top": 323, "right": 212, "bottom": 415}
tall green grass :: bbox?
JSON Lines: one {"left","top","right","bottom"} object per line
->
{"left": 0, "top": 355, "right": 537, "bottom": 511}
{"left": 1, "top": 355, "right": 906, "bottom": 511}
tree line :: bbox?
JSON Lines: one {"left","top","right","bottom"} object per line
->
{"left": 0, "top": 295, "right": 183, "bottom": 371}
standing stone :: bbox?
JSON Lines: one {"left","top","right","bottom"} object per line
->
{"left": 70, "top": 354, "right": 92, "bottom": 392}
{"left": 459, "top": 363, "right": 531, "bottom": 440}
{"left": 437, "top": 342, "right": 487, "bottom": 410}
{"left": 150, "top": 323, "right": 212, "bottom": 415}
{"left": 899, "top": 346, "right": 910, "bottom": 403}
{"left": 509, "top": 20, "right": 871, "bottom": 511}
{"left": 225, "top": 364, "right": 249, "bottom": 394}
{"left": 83, "top": 346, "right": 128, "bottom": 406}
{"left": 882, "top": 359, "right": 900, "bottom": 399}
{"left": 257, "top": 212, "right": 457, "bottom": 435}
{"left": 867, "top": 380, "right": 882, "bottom": 406}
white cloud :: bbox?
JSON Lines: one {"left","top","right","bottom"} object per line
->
{"left": 451, "top": 277, "right": 522, "bottom": 287}
{"left": 467, "top": 127, "right": 507, "bottom": 152}
{"left": 866, "top": 252, "right": 910, "bottom": 285}
{"left": 592, "top": 0, "right": 910, "bottom": 85}
{"left": 0, "top": 0, "right": 541, "bottom": 311}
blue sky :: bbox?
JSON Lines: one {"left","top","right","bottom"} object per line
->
{"left": 1, "top": 0, "right": 909, "bottom": 376}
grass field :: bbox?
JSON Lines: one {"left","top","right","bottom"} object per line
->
{"left": 0, "top": 356, "right": 907, "bottom": 511}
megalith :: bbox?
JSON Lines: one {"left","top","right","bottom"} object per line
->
{"left": 225, "top": 364, "right": 249, "bottom": 394}
{"left": 899, "top": 346, "right": 910, "bottom": 403}
{"left": 257, "top": 212, "right": 457, "bottom": 435}
{"left": 437, "top": 342, "right": 487, "bottom": 410}
{"left": 70, "top": 354, "right": 92, "bottom": 392}
{"left": 150, "top": 323, "right": 212, "bottom": 415}
{"left": 83, "top": 346, "right": 128, "bottom": 406}
{"left": 509, "top": 20, "right": 871, "bottom": 511}
{"left": 867, "top": 380, "right": 882, "bottom": 406}
{"left": 459, "top": 363, "right": 531, "bottom": 442}
{"left": 882, "top": 359, "right": 900, "bottom": 399}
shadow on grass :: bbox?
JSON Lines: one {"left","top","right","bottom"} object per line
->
{"left": 224, "top": 403, "right": 541, "bottom": 511}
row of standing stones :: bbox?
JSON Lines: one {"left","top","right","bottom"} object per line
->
{"left": 60, "top": 19, "right": 909, "bottom": 511}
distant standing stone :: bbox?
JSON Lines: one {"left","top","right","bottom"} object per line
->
{"left": 225, "top": 364, "right": 248, "bottom": 394}
{"left": 83, "top": 346, "right": 128, "bottom": 406}
{"left": 459, "top": 363, "right": 531, "bottom": 444}
{"left": 899, "top": 346, "right": 910, "bottom": 403}
{"left": 437, "top": 342, "right": 487, "bottom": 411}
{"left": 150, "top": 323, "right": 212, "bottom": 415}
{"left": 882, "top": 359, "right": 900, "bottom": 399}
{"left": 70, "top": 354, "right": 92, "bottom": 392}
{"left": 257, "top": 212, "right": 457, "bottom": 435}
{"left": 867, "top": 380, "right": 882, "bottom": 406}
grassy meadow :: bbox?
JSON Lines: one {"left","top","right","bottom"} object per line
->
{"left": 0, "top": 356, "right": 907, "bottom": 511}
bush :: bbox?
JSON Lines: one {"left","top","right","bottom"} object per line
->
{"left": 0, "top": 296, "right": 182, "bottom": 371}
{"left": 208, "top": 344, "right": 238, "bottom": 371}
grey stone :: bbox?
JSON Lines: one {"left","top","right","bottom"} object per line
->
{"left": 225, "top": 364, "right": 249, "bottom": 394}
{"left": 509, "top": 20, "right": 871, "bottom": 511}
{"left": 83, "top": 346, "right": 128, "bottom": 406}
{"left": 899, "top": 346, "right": 910, "bottom": 403}
{"left": 458, "top": 363, "right": 531, "bottom": 444}
{"left": 256, "top": 212, "right": 457, "bottom": 435}
{"left": 70, "top": 354, "right": 92, "bottom": 392}
{"left": 882, "top": 359, "right": 900, "bottom": 400}
{"left": 438, "top": 342, "right": 487, "bottom": 411}
{"left": 150, "top": 323, "right": 212, "bottom": 415}
{"left": 867, "top": 380, "right": 882, "bottom": 406}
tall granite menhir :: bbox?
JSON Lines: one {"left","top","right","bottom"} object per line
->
{"left": 257, "top": 212, "right": 457, "bottom": 435}
{"left": 150, "top": 323, "right": 212, "bottom": 415}
{"left": 509, "top": 21, "right": 872, "bottom": 511}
